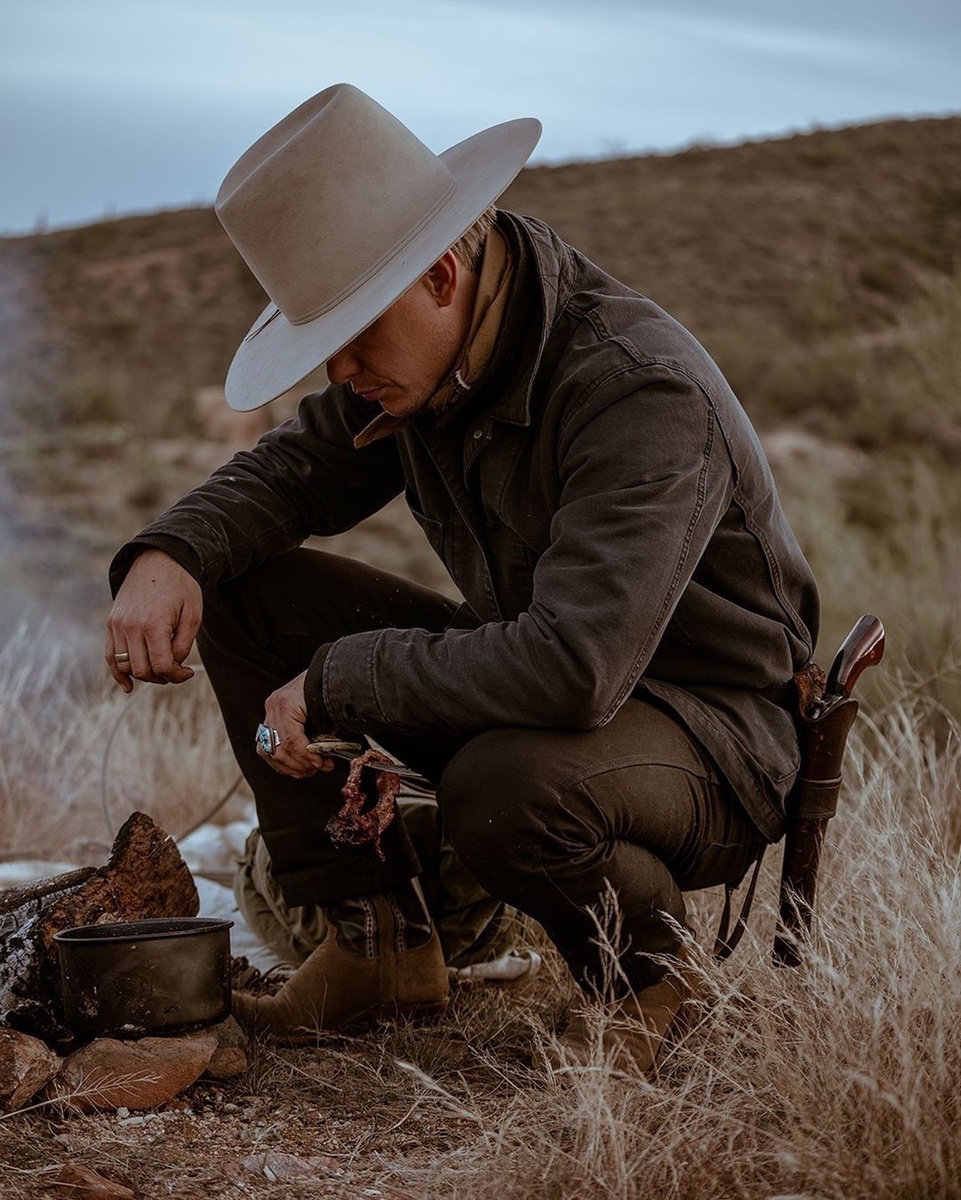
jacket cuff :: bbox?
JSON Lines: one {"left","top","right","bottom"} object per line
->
{"left": 108, "top": 536, "right": 206, "bottom": 599}
{"left": 305, "top": 642, "right": 337, "bottom": 734}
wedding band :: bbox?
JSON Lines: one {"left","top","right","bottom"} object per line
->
{"left": 256, "top": 723, "right": 281, "bottom": 757}
{"left": 114, "top": 652, "right": 131, "bottom": 664}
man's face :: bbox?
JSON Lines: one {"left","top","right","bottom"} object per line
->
{"left": 326, "top": 253, "right": 472, "bottom": 421}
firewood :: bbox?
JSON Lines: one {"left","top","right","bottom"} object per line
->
{"left": 0, "top": 867, "right": 97, "bottom": 916}
{"left": 0, "top": 812, "right": 198, "bottom": 1042}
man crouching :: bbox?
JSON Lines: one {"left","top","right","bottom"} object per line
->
{"left": 106, "top": 84, "right": 818, "bottom": 1070}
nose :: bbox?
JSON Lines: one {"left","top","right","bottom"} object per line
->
{"left": 326, "top": 342, "right": 358, "bottom": 386}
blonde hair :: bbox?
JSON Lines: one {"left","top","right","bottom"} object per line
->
{"left": 448, "top": 206, "right": 497, "bottom": 271}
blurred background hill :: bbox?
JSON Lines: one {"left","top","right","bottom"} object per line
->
{"left": 1, "top": 115, "right": 959, "bottom": 707}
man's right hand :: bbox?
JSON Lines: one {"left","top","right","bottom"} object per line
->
{"left": 105, "top": 549, "right": 203, "bottom": 693}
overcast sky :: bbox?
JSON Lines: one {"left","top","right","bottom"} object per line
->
{"left": 2, "top": 0, "right": 960, "bottom": 236}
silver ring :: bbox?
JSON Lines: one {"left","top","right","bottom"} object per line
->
{"left": 256, "top": 723, "right": 281, "bottom": 757}
{"left": 114, "top": 652, "right": 131, "bottom": 664}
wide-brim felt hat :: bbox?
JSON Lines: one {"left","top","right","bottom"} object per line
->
{"left": 215, "top": 83, "right": 542, "bottom": 411}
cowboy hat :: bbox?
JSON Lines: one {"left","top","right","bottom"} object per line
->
{"left": 215, "top": 83, "right": 541, "bottom": 412}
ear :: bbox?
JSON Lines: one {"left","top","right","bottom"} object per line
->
{"left": 422, "top": 251, "right": 459, "bottom": 308}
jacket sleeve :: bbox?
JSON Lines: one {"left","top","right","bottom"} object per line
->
{"left": 311, "top": 365, "right": 737, "bottom": 735}
{"left": 109, "top": 386, "right": 406, "bottom": 595}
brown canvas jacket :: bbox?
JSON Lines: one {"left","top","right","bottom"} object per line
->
{"left": 111, "top": 211, "right": 819, "bottom": 842}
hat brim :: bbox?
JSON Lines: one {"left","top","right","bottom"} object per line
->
{"left": 223, "top": 117, "right": 542, "bottom": 412}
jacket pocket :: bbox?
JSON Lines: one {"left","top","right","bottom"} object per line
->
{"left": 404, "top": 486, "right": 446, "bottom": 561}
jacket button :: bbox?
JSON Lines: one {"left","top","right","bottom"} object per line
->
{"left": 472, "top": 428, "right": 484, "bottom": 440}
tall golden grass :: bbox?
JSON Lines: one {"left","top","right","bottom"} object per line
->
{"left": 0, "top": 626, "right": 958, "bottom": 1197}
{"left": 0, "top": 627, "right": 246, "bottom": 861}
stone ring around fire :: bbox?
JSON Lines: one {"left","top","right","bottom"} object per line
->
{"left": 256, "top": 723, "right": 281, "bottom": 757}
{"left": 114, "top": 652, "right": 131, "bottom": 664}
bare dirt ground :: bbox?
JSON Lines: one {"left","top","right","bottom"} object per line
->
{"left": 3, "top": 941, "right": 574, "bottom": 1200}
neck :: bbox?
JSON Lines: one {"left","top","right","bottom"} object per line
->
{"left": 426, "top": 230, "right": 513, "bottom": 415}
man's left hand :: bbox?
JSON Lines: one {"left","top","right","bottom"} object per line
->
{"left": 256, "top": 671, "right": 336, "bottom": 779}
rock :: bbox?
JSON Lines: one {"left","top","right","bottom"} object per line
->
{"left": 212, "top": 1013, "right": 247, "bottom": 1049}
{"left": 50, "top": 1029, "right": 217, "bottom": 1112}
{"left": 204, "top": 1014, "right": 248, "bottom": 1079}
{"left": 206, "top": 1045, "right": 247, "bottom": 1079}
{"left": 221, "top": 1151, "right": 341, "bottom": 1184}
{"left": 0, "top": 1027, "right": 62, "bottom": 1111}
{"left": 51, "top": 1164, "right": 135, "bottom": 1199}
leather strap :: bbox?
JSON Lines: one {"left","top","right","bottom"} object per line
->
{"left": 713, "top": 846, "right": 766, "bottom": 960}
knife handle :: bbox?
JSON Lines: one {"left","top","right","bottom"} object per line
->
{"left": 825, "top": 614, "right": 885, "bottom": 698}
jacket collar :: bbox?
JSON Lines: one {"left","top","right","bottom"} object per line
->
{"left": 473, "top": 210, "right": 575, "bottom": 428}
{"left": 355, "top": 211, "right": 574, "bottom": 443}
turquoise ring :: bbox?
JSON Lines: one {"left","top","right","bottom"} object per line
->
{"left": 255, "top": 723, "right": 280, "bottom": 756}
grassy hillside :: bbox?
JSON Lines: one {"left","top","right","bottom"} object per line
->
{"left": 2, "top": 116, "right": 959, "bottom": 436}
{"left": 1, "top": 115, "right": 959, "bottom": 703}
{"left": 506, "top": 117, "right": 961, "bottom": 451}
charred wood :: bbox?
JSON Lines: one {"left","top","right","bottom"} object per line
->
{"left": 0, "top": 812, "right": 198, "bottom": 1042}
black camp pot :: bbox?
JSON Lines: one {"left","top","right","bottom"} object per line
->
{"left": 54, "top": 917, "right": 233, "bottom": 1038}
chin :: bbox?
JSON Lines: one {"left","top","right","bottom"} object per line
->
{"left": 382, "top": 394, "right": 429, "bottom": 420}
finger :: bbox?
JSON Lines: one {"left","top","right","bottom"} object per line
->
{"left": 139, "top": 622, "right": 194, "bottom": 685}
{"left": 170, "top": 600, "right": 203, "bottom": 673}
{"left": 257, "top": 748, "right": 293, "bottom": 776}
{"left": 268, "top": 717, "right": 325, "bottom": 777}
{"left": 106, "top": 656, "right": 134, "bottom": 693}
{"left": 262, "top": 714, "right": 314, "bottom": 776}
{"left": 271, "top": 740, "right": 322, "bottom": 779}
{"left": 305, "top": 748, "right": 337, "bottom": 773}
{"left": 122, "top": 630, "right": 169, "bottom": 686}
{"left": 104, "top": 630, "right": 134, "bottom": 694}
{"left": 254, "top": 721, "right": 298, "bottom": 775}
{"left": 255, "top": 735, "right": 320, "bottom": 779}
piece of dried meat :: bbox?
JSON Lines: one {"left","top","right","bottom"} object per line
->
{"left": 325, "top": 749, "right": 400, "bottom": 862}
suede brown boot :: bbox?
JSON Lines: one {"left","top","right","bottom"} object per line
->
{"left": 232, "top": 880, "right": 448, "bottom": 1043}
{"left": 550, "top": 953, "right": 696, "bottom": 1076}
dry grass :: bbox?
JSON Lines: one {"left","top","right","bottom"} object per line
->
{"left": 0, "top": 626, "right": 247, "bottom": 861}
{"left": 0, "top": 629, "right": 959, "bottom": 1198}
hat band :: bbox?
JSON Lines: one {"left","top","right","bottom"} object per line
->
{"left": 285, "top": 177, "right": 457, "bottom": 328}
{"left": 243, "top": 305, "right": 282, "bottom": 344}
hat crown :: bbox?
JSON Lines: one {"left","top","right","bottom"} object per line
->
{"left": 216, "top": 84, "right": 455, "bottom": 324}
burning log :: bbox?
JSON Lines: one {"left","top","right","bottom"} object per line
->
{"left": 0, "top": 812, "right": 198, "bottom": 1042}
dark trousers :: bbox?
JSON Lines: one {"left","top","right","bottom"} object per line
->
{"left": 198, "top": 549, "right": 764, "bottom": 992}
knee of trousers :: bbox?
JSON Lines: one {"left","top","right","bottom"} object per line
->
{"left": 194, "top": 565, "right": 263, "bottom": 653}
{"left": 198, "top": 553, "right": 310, "bottom": 634}
{"left": 438, "top": 729, "right": 591, "bottom": 897}
{"left": 196, "top": 551, "right": 345, "bottom": 674}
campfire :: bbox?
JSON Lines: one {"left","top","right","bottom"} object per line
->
{"left": 0, "top": 813, "right": 248, "bottom": 1116}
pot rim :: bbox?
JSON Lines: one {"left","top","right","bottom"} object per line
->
{"left": 53, "top": 917, "right": 233, "bottom": 945}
